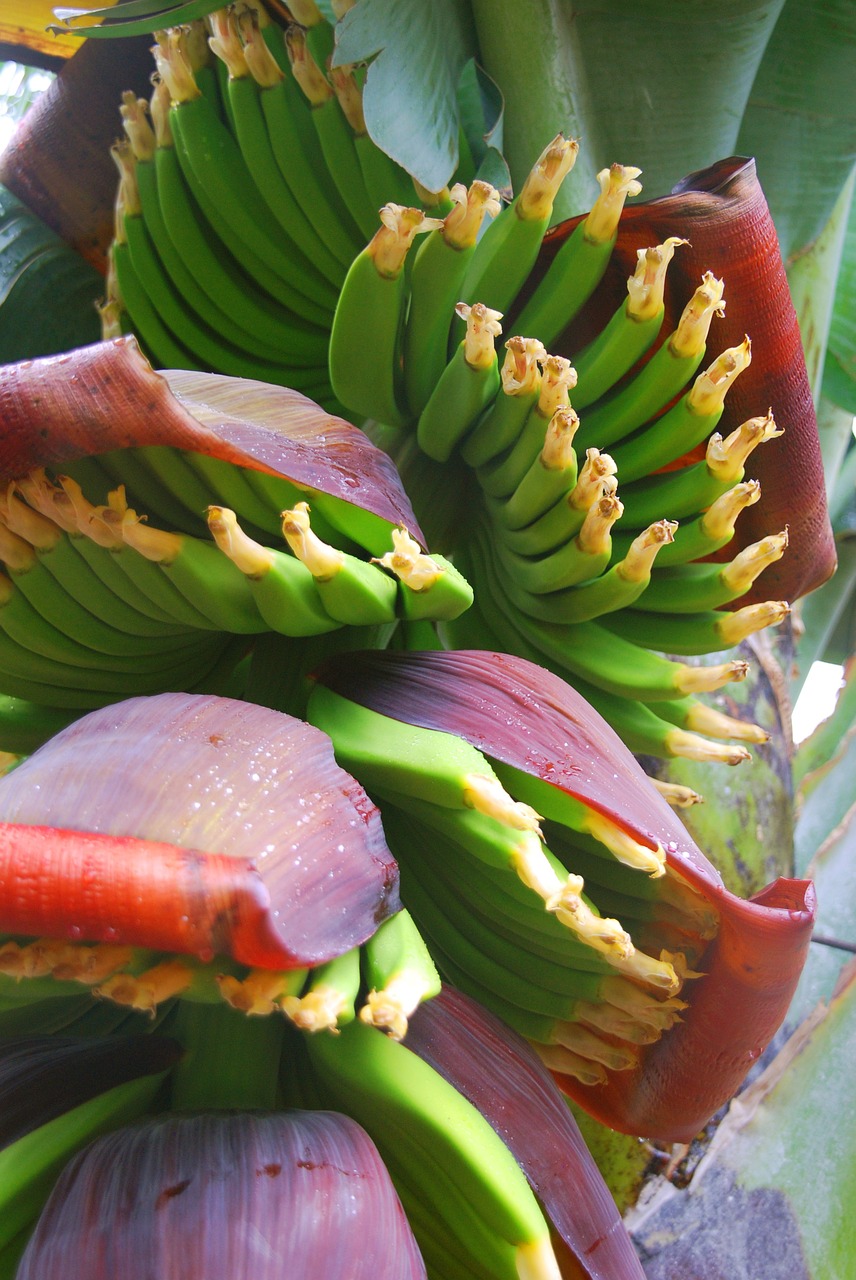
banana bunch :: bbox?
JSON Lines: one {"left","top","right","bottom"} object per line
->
{"left": 102, "top": 5, "right": 793, "bottom": 773}
{"left": 0, "top": 339, "right": 474, "bottom": 754}
{"left": 325, "top": 143, "right": 793, "bottom": 774}
{"left": 307, "top": 669, "right": 698, "bottom": 1091}
{"left": 105, "top": 7, "right": 452, "bottom": 409}
{"left": 304, "top": 648, "right": 816, "bottom": 1140}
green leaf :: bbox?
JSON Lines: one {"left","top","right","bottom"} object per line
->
{"left": 332, "top": 0, "right": 479, "bottom": 193}
{"left": 737, "top": 0, "right": 856, "bottom": 264}
{"left": 0, "top": 185, "right": 101, "bottom": 362}
{"left": 457, "top": 59, "right": 510, "bottom": 198}
{"left": 629, "top": 965, "right": 856, "bottom": 1278}
{"left": 470, "top": 0, "right": 786, "bottom": 221}
{"left": 822, "top": 165, "right": 856, "bottom": 415}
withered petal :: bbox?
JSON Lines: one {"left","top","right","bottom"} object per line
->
{"left": 532, "top": 158, "right": 834, "bottom": 602}
{"left": 0, "top": 693, "right": 399, "bottom": 967}
{"left": 16, "top": 1110, "right": 426, "bottom": 1280}
{"left": 0, "top": 338, "right": 422, "bottom": 539}
{"left": 407, "top": 984, "right": 645, "bottom": 1280}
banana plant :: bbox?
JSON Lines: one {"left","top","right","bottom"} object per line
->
{"left": 1, "top": 3, "right": 856, "bottom": 1275}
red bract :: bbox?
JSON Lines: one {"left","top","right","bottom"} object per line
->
{"left": 0, "top": 692, "right": 399, "bottom": 968}
{"left": 16, "top": 1110, "right": 427, "bottom": 1280}
{"left": 532, "top": 157, "right": 834, "bottom": 603}
{"left": 0, "top": 336, "right": 421, "bottom": 538}
{"left": 407, "top": 984, "right": 645, "bottom": 1279}
{"left": 311, "top": 648, "right": 816, "bottom": 1141}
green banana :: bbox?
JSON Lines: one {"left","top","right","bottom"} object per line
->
{"left": 211, "top": 12, "right": 349, "bottom": 287}
{"left": 404, "top": 181, "right": 502, "bottom": 417}
{"left": 565, "top": 240, "right": 687, "bottom": 408}
{"left": 512, "top": 162, "right": 643, "bottom": 346}
{"left": 328, "top": 204, "right": 442, "bottom": 426}
{"left": 609, "top": 411, "right": 783, "bottom": 531}
{"left": 459, "top": 135, "right": 579, "bottom": 319}
{"left": 476, "top": 355, "right": 577, "bottom": 498}
{"left": 492, "top": 490, "right": 623, "bottom": 597}
{"left": 459, "top": 336, "right": 546, "bottom": 469}
{"left": 608, "top": 477, "right": 762, "bottom": 567}
{"left": 608, "top": 337, "right": 751, "bottom": 484}
{"left": 278, "top": 504, "right": 399, "bottom": 625}
{"left": 3, "top": 480, "right": 193, "bottom": 638}
{"left": 453, "top": 524, "right": 750, "bottom": 701}
{"left": 305, "top": 1018, "right": 561, "bottom": 1280}
{"left": 119, "top": 508, "right": 269, "bottom": 634}
{"left": 574, "top": 270, "right": 726, "bottom": 454}
{"left": 121, "top": 190, "right": 328, "bottom": 391}
{"left": 284, "top": 24, "right": 380, "bottom": 243}
{"left": 493, "top": 406, "right": 580, "bottom": 531}
{"left": 492, "top": 447, "right": 616, "bottom": 555}
{"left": 600, "top": 597, "right": 790, "bottom": 656}
{"left": 154, "top": 29, "right": 336, "bottom": 324}
{"left": 240, "top": 15, "right": 365, "bottom": 270}
{"left": 365, "top": 527, "right": 474, "bottom": 621}
{"left": 501, "top": 519, "right": 678, "bottom": 625}
{"left": 358, "top": 907, "right": 441, "bottom": 1040}
{"left": 204, "top": 505, "right": 345, "bottom": 636}
{"left": 110, "top": 239, "right": 202, "bottom": 372}
{"left": 149, "top": 83, "right": 331, "bottom": 359}
{"left": 416, "top": 301, "right": 503, "bottom": 461}
{"left": 634, "top": 528, "right": 788, "bottom": 613}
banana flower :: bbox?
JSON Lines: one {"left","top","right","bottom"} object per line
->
{"left": 0, "top": 691, "right": 645, "bottom": 1280}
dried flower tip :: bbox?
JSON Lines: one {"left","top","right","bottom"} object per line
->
{"left": 286, "top": 24, "right": 334, "bottom": 105}
{"left": 444, "top": 181, "right": 502, "bottom": 250}
{"left": 207, "top": 7, "right": 248, "bottom": 79}
{"left": 111, "top": 140, "right": 140, "bottom": 221}
{"left": 626, "top": 237, "right": 687, "bottom": 321}
{"left": 671, "top": 271, "right": 726, "bottom": 358}
{"left": 585, "top": 163, "right": 643, "bottom": 244}
{"left": 282, "top": 986, "right": 350, "bottom": 1033}
{"left": 576, "top": 491, "right": 624, "bottom": 557}
{"left": 718, "top": 599, "right": 790, "bottom": 645}
{"left": 688, "top": 337, "right": 752, "bottom": 415}
{"left": 280, "top": 503, "right": 344, "bottom": 579}
{"left": 570, "top": 448, "right": 619, "bottom": 511}
{"left": 682, "top": 703, "right": 770, "bottom": 745}
{"left": 617, "top": 519, "right": 677, "bottom": 582}
{"left": 536, "top": 355, "right": 577, "bottom": 419}
{"left": 95, "top": 960, "right": 194, "bottom": 1015}
{"left": 540, "top": 406, "right": 580, "bottom": 471}
{"left": 501, "top": 336, "right": 547, "bottom": 395}
{"left": 329, "top": 63, "right": 365, "bottom": 133}
{"left": 151, "top": 28, "right": 202, "bottom": 104}
{"left": 532, "top": 1042, "right": 608, "bottom": 1087}
{"left": 551, "top": 1022, "right": 638, "bottom": 1071}
{"left": 706, "top": 411, "right": 782, "bottom": 481}
{"left": 674, "top": 657, "right": 749, "bottom": 694}
{"left": 510, "top": 831, "right": 571, "bottom": 903}
{"left": 371, "top": 205, "right": 443, "bottom": 278}
{"left": 359, "top": 971, "right": 434, "bottom": 1041}
{"left": 666, "top": 729, "right": 753, "bottom": 765}
{"left": 652, "top": 779, "right": 705, "bottom": 808}
{"left": 518, "top": 135, "right": 579, "bottom": 221}
{"left": 463, "top": 773, "right": 543, "bottom": 835}
{"left": 207, "top": 505, "right": 273, "bottom": 577}
{"left": 585, "top": 809, "right": 666, "bottom": 877}
{"left": 721, "top": 528, "right": 788, "bottom": 595}
{"left": 120, "top": 91, "right": 156, "bottom": 162}
{"left": 217, "top": 969, "right": 301, "bottom": 1016}
{"left": 374, "top": 527, "right": 443, "bottom": 591}
{"left": 456, "top": 301, "right": 503, "bottom": 369}
{"left": 700, "top": 479, "right": 762, "bottom": 539}
{"left": 238, "top": 7, "right": 285, "bottom": 87}
{"left": 149, "top": 75, "right": 174, "bottom": 148}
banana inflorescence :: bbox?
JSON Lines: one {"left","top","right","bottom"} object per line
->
{"left": 304, "top": 673, "right": 714, "bottom": 1096}
{"left": 101, "top": 5, "right": 795, "bottom": 780}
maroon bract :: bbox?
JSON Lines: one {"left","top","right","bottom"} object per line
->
{"left": 0, "top": 692, "right": 399, "bottom": 968}
{"left": 408, "top": 984, "right": 645, "bottom": 1279}
{"left": 16, "top": 1110, "right": 427, "bottom": 1280}
{"left": 0, "top": 337, "right": 422, "bottom": 539}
